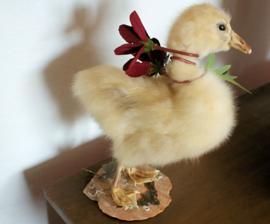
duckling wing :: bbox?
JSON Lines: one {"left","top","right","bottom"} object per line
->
{"left": 72, "top": 65, "right": 172, "bottom": 139}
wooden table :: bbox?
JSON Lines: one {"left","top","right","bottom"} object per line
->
{"left": 44, "top": 83, "right": 270, "bottom": 224}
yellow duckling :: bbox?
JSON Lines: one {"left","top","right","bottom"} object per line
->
{"left": 72, "top": 3, "right": 251, "bottom": 209}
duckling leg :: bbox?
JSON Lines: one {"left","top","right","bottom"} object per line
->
{"left": 111, "top": 163, "right": 139, "bottom": 210}
{"left": 126, "top": 167, "right": 162, "bottom": 186}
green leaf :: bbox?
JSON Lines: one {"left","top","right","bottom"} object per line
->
{"left": 214, "top": 65, "right": 231, "bottom": 75}
{"left": 205, "top": 53, "right": 251, "bottom": 94}
{"left": 205, "top": 53, "right": 216, "bottom": 70}
{"left": 215, "top": 73, "right": 252, "bottom": 94}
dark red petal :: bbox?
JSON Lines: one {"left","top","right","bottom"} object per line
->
{"left": 149, "top": 49, "right": 167, "bottom": 63}
{"left": 147, "top": 52, "right": 153, "bottom": 62}
{"left": 126, "top": 61, "right": 152, "bottom": 77}
{"left": 138, "top": 52, "right": 151, "bottom": 62}
{"left": 123, "top": 46, "right": 145, "bottom": 71}
{"left": 119, "top": 25, "right": 140, "bottom": 44}
{"left": 128, "top": 46, "right": 146, "bottom": 69}
{"left": 151, "top": 38, "right": 161, "bottom": 46}
{"left": 130, "top": 11, "right": 148, "bottom": 42}
{"left": 125, "top": 46, "right": 150, "bottom": 77}
{"left": 146, "top": 38, "right": 162, "bottom": 61}
{"left": 114, "top": 43, "right": 142, "bottom": 55}
{"left": 123, "top": 58, "right": 133, "bottom": 71}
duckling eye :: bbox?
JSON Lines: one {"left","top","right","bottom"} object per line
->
{"left": 219, "top": 24, "right": 226, "bottom": 31}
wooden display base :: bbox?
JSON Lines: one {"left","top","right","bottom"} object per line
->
{"left": 83, "top": 162, "right": 172, "bottom": 221}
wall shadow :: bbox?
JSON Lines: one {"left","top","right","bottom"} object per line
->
{"left": 221, "top": 0, "right": 270, "bottom": 95}
{"left": 25, "top": 0, "right": 123, "bottom": 206}
{"left": 43, "top": 2, "right": 111, "bottom": 123}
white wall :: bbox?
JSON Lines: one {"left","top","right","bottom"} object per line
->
{"left": 6, "top": 0, "right": 268, "bottom": 223}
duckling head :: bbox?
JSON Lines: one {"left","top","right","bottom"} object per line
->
{"left": 167, "top": 3, "right": 252, "bottom": 58}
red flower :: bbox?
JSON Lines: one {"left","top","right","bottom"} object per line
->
{"left": 114, "top": 11, "right": 167, "bottom": 77}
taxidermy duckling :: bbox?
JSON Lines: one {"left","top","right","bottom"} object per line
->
{"left": 72, "top": 3, "right": 251, "bottom": 210}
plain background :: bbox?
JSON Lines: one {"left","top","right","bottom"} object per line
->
{"left": 1, "top": 0, "right": 269, "bottom": 223}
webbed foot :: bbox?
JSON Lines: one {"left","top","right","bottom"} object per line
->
{"left": 111, "top": 163, "right": 162, "bottom": 209}
{"left": 127, "top": 167, "right": 162, "bottom": 185}
{"left": 111, "top": 188, "right": 139, "bottom": 210}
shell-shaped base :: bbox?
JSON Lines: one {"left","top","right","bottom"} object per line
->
{"left": 83, "top": 162, "right": 172, "bottom": 221}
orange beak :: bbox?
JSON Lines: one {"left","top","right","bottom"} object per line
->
{"left": 229, "top": 31, "right": 252, "bottom": 54}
